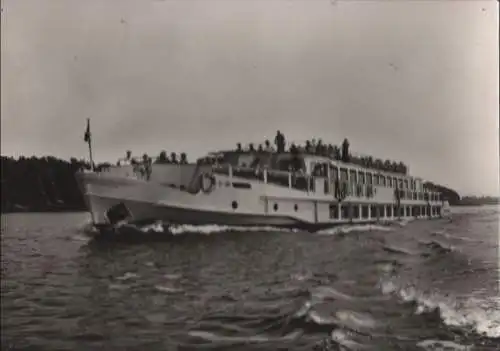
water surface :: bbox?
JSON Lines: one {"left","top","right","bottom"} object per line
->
{"left": 1, "top": 206, "right": 499, "bottom": 350}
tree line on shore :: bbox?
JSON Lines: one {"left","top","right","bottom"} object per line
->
{"left": 456, "top": 196, "right": 500, "bottom": 206}
{"left": 0, "top": 156, "right": 92, "bottom": 213}
{"left": 0, "top": 155, "right": 462, "bottom": 213}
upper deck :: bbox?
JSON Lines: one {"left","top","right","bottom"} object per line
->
{"left": 197, "top": 150, "right": 441, "bottom": 202}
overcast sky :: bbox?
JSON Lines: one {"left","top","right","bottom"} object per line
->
{"left": 1, "top": 0, "right": 498, "bottom": 196}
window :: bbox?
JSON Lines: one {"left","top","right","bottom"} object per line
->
{"left": 406, "top": 206, "right": 410, "bottom": 217}
{"left": 329, "top": 204, "right": 338, "bottom": 219}
{"left": 359, "top": 172, "right": 365, "bottom": 184}
{"left": 349, "top": 170, "right": 357, "bottom": 184}
{"left": 340, "top": 168, "right": 348, "bottom": 181}
{"left": 386, "top": 205, "right": 393, "bottom": 217}
{"left": 353, "top": 205, "right": 360, "bottom": 219}
{"left": 232, "top": 182, "right": 251, "bottom": 189}
{"left": 404, "top": 179, "right": 409, "bottom": 189}
{"left": 362, "top": 205, "right": 369, "bottom": 219}
{"left": 399, "top": 189, "right": 406, "bottom": 200}
{"left": 379, "top": 205, "right": 385, "bottom": 218}
{"left": 277, "top": 159, "right": 293, "bottom": 171}
{"left": 388, "top": 177, "right": 393, "bottom": 187}
{"left": 370, "top": 205, "right": 378, "bottom": 218}
{"left": 374, "top": 174, "right": 379, "bottom": 186}
{"left": 381, "top": 176, "right": 386, "bottom": 187}
{"left": 330, "top": 165, "right": 338, "bottom": 181}
{"left": 367, "top": 173, "right": 373, "bottom": 185}
{"left": 341, "top": 205, "right": 349, "bottom": 219}
{"left": 312, "top": 163, "right": 328, "bottom": 177}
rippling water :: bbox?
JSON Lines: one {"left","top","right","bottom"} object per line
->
{"left": 1, "top": 206, "right": 499, "bottom": 350}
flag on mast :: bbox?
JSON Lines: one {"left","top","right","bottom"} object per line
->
{"left": 84, "top": 118, "right": 91, "bottom": 143}
{"left": 83, "top": 118, "right": 94, "bottom": 171}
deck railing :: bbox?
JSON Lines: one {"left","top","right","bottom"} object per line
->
{"left": 95, "top": 162, "right": 441, "bottom": 201}
{"left": 211, "top": 164, "right": 441, "bottom": 201}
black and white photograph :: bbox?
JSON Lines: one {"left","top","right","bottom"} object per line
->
{"left": 1, "top": 0, "right": 499, "bottom": 350}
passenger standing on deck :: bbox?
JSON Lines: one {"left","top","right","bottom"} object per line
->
{"left": 264, "top": 140, "right": 274, "bottom": 152}
{"left": 141, "top": 153, "right": 152, "bottom": 180}
{"left": 341, "top": 138, "right": 350, "bottom": 162}
{"left": 305, "top": 140, "right": 312, "bottom": 153}
{"left": 156, "top": 150, "right": 170, "bottom": 164}
{"left": 180, "top": 153, "right": 188, "bottom": 164}
{"left": 290, "top": 143, "right": 301, "bottom": 172}
{"left": 327, "top": 144, "right": 335, "bottom": 159}
{"left": 316, "top": 139, "right": 325, "bottom": 155}
{"left": 275, "top": 131, "right": 286, "bottom": 153}
{"left": 118, "top": 150, "right": 133, "bottom": 166}
{"left": 170, "top": 152, "right": 179, "bottom": 164}
{"left": 333, "top": 145, "right": 341, "bottom": 160}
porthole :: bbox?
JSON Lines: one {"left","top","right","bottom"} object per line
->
{"left": 231, "top": 201, "right": 238, "bottom": 209}
{"left": 273, "top": 203, "right": 278, "bottom": 211}
{"left": 294, "top": 204, "right": 298, "bottom": 211}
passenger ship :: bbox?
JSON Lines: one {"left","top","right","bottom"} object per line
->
{"left": 76, "top": 146, "right": 448, "bottom": 232}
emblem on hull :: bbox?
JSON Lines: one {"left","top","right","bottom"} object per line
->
{"left": 105, "top": 202, "right": 132, "bottom": 225}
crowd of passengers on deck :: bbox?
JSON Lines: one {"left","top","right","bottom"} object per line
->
{"left": 116, "top": 150, "right": 190, "bottom": 167}
{"left": 105, "top": 133, "right": 439, "bottom": 201}
{"left": 113, "top": 130, "right": 408, "bottom": 176}
{"left": 199, "top": 130, "right": 409, "bottom": 175}
{"left": 197, "top": 131, "right": 441, "bottom": 200}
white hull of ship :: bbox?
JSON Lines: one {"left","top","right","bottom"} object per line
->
{"left": 76, "top": 164, "right": 444, "bottom": 235}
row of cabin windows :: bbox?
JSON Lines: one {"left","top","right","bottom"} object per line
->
{"left": 313, "top": 163, "right": 421, "bottom": 191}
{"left": 337, "top": 184, "right": 441, "bottom": 202}
{"left": 395, "top": 190, "right": 441, "bottom": 202}
{"left": 220, "top": 166, "right": 441, "bottom": 202}
{"left": 329, "top": 204, "right": 441, "bottom": 220}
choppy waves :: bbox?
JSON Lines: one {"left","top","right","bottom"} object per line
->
{"left": 2, "top": 207, "right": 499, "bottom": 350}
{"left": 380, "top": 280, "right": 500, "bottom": 339}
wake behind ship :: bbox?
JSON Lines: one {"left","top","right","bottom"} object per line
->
{"left": 76, "top": 134, "right": 449, "bottom": 234}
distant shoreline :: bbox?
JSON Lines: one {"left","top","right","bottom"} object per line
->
{"left": 1, "top": 207, "right": 87, "bottom": 214}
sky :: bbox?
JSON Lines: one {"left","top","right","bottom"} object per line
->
{"left": 1, "top": 0, "right": 498, "bottom": 197}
